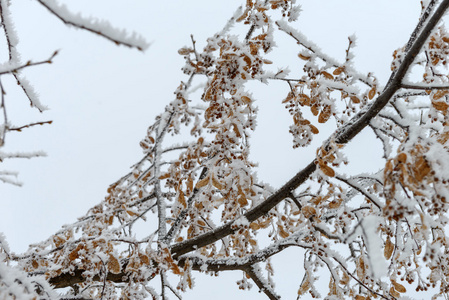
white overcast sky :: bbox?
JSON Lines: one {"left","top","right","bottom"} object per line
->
{"left": 0, "top": 1, "right": 422, "bottom": 299}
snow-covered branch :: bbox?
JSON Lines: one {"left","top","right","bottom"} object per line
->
{"left": 37, "top": 0, "right": 149, "bottom": 51}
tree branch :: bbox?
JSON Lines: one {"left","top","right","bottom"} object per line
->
{"left": 244, "top": 264, "right": 280, "bottom": 300}
{"left": 37, "top": 0, "right": 149, "bottom": 51}
{"left": 401, "top": 83, "right": 449, "bottom": 90}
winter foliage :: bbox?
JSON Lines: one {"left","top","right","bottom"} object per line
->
{"left": 3, "top": 0, "right": 449, "bottom": 299}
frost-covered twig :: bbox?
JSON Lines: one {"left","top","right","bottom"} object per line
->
{"left": 243, "top": 264, "right": 280, "bottom": 300}
{"left": 0, "top": 1, "right": 48, "bottom": 112}
{"left": 401, "top": 83, "right": 449, "bottom": 90}
{"left": 0, "top": 51, "right": 58, "bottom": 76}
{"left": 37, "top": 0, "right": 149, "bottom": 51}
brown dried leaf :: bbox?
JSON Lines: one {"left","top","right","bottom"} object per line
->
{"left": 178, "top": 47, "right": 191, "bottom": 55}
{"left": 139, "top": 254, "right": 150, "bottom": 265}
{"left": 126, "top": 210, "right": 139, "bottom": 217}
{"left": 340, "top": 272, "right": 350, "bottom": 285}
{"left": 328, "top": 199, "right": 342, "bottom": 209}
{"left": 356, "top": 256, "right": 365, "bottom": 279}
{"left": 32, "top": 260, "right": 39, "bottom": 269}
{"left": 68, "top": 244, "right": 83, "bottom": 261}
{"left": 384, "top": 237, "right": 394, "bottom": 260}
{"left": 108, "top": 254, "right": 121, "bottom": 274}
{"left": 390, "top": 287, "right": 400, "bottom": 298}
{"left": 311, "top": 104, "right": 319, "bottom": 116}
{"left": 397, "top": 152, "right": 407, "bottom": 164}
{"left": 433, "top": 90, "right": 449, "bottom": 100}
{"left": 278, "top": 225, "right": 289, "bottom": 238}
{"left": 195, "top": 176, "right": 209, "bottom": 189}
{"left": 178, "top": 191, "right": 186, "bottom": 208}
{"left": 329, "top": 278, "right": 337, "bottom": 295}
{"left": 319, "top": 161, "right": 335, "bottom": 177}
{"left": 321, "top": 71, "right": 334, "bottom": 80}
{"left": 298, "top": 276, "right": 311, "bottom": 295}
{"left": 392, "top": 280, "right": 406, "bottom": 293}
{"left": 333, "top": 67, "right": 344, "bottom": 75}
{"left": 187, "top": 176, "right": 194, "bottom": 193}
{"left": 249, "top": 222, "right": 260, "bottom": 230}
{"left": 298, "top": 53, "right": 311, "bottom": 60}
{"left": 309, "top": 124, "right": 319, "bottom": 134}
{"left": 299, "top": 93, "right": 311, "bottom": 104}
{"left": 415, "top": 156, "right": 430, "bottom": 181}
{"left": 350, "top": 95, "right": 361, "bottom": 104}
{"left": 171, "top": 263, "right": 183, "bottom": 275}
{"left": 259, "top": 218, "right": 272, "bottom": 228}
{"left": 211, "top": 176, "right": 224, "bottom": 190}
{"left": 432, "top": 100, "right": 449, "bottom": 112}
{"left": 238, "top": 195, "right": 248, "bottom": 207}
{"left": 159, "top": 173, "right": 170, "bottom": 180}
{"left": 241, "top": 96, "right": 252, "bottom": 104}
{"left": 368, "top": 86, "right": 376, "bottom": 100}
{"left": 232, "top": 123, "right": 242, "bottom": 138}
{"left": 416, "top": 246, "right": 422, "bottom": 255}
{"left": 302, "top": 206, "right": 316, "bottom": 218}
{"left": 53, "top": 236, "right": 65, "bottom": 247}
{"left": 187, "top": 273, "right": 193, "bottom": 289}
{"left": 318, "top": 107, "right": 331, "bottom": 124}
{"left": 236, "top": 9, "right": 249, "bottom": 22}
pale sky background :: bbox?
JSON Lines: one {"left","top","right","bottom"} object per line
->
{"left": 0, "top": 1, "right": 423, "bottom": 299}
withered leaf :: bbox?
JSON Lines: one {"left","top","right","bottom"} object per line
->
{"left": 211, "top": 176, "right": 224, "bottom": 190}
{"left": 241, "top": 96, "right": 251, "bottom": 104}
{"left": 178, "top": 47, "right": 191, "bottom": 55}
{"left": 297, "top": 276, "right": 311, "bottom": 295}
{"left": 158, "top": 173, "right": 170, "bottom": 180}
{"left": 311, "top": 104, "right": 319, "bottom": 116}
{"left": 392, "top": 280, "right": 407, "bottom": 293}
{"left": 238, "top": 195, "right": 248, "bottom": 206}
{"left": 321, "top": 71, "right": 334, "bottom": 80}
{"left": 356, "top": 256, "right": 365, "bottom": 279}
{"left": 333, "top": 67, "right": 344, "bottom": 75}
{"left": 298, "top": 53, "right": 311, "bottom": 60}
{"left": 350, "top": 95, "right": 361, "bottom": 104}
{"left": 433, "top": 90, "right": 449, "bottom": 100}
{"left": 178, "top": 191, "right": 186, "bottom": 208}
{"left": 368, "top": 86, "right": 376, "bottom": 100}
{"left": 318, "top": 107, "right": 331, "bottom": 124}
{"left": 108, "top": 254, "right": 121, "bottom": 274}
{"left": 432, "top": 100, "right": 449, "bottom": 112}
{"left": 309, "top": 124, "right": 319, "bottom": 134}
{"left": 390, "top": 287, "right": 400, "bottom": 298}
{"left": 278, "top": 225, "right": 289, "bottom": 238}
{"left": 384, "top": 237, "right": 394, "bottom": 260}
{"left": 302, "top": 206, "right": 316, "bottom": 218}
{"left": 195, "top": 176, "right": 209, "bottom": 189}
{"left": 319, "top": 161, "right": 335, "bottom": 177}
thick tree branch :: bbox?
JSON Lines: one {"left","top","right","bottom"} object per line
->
{"left": 48, "top": 267, "right": 128, "bottom": 289}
